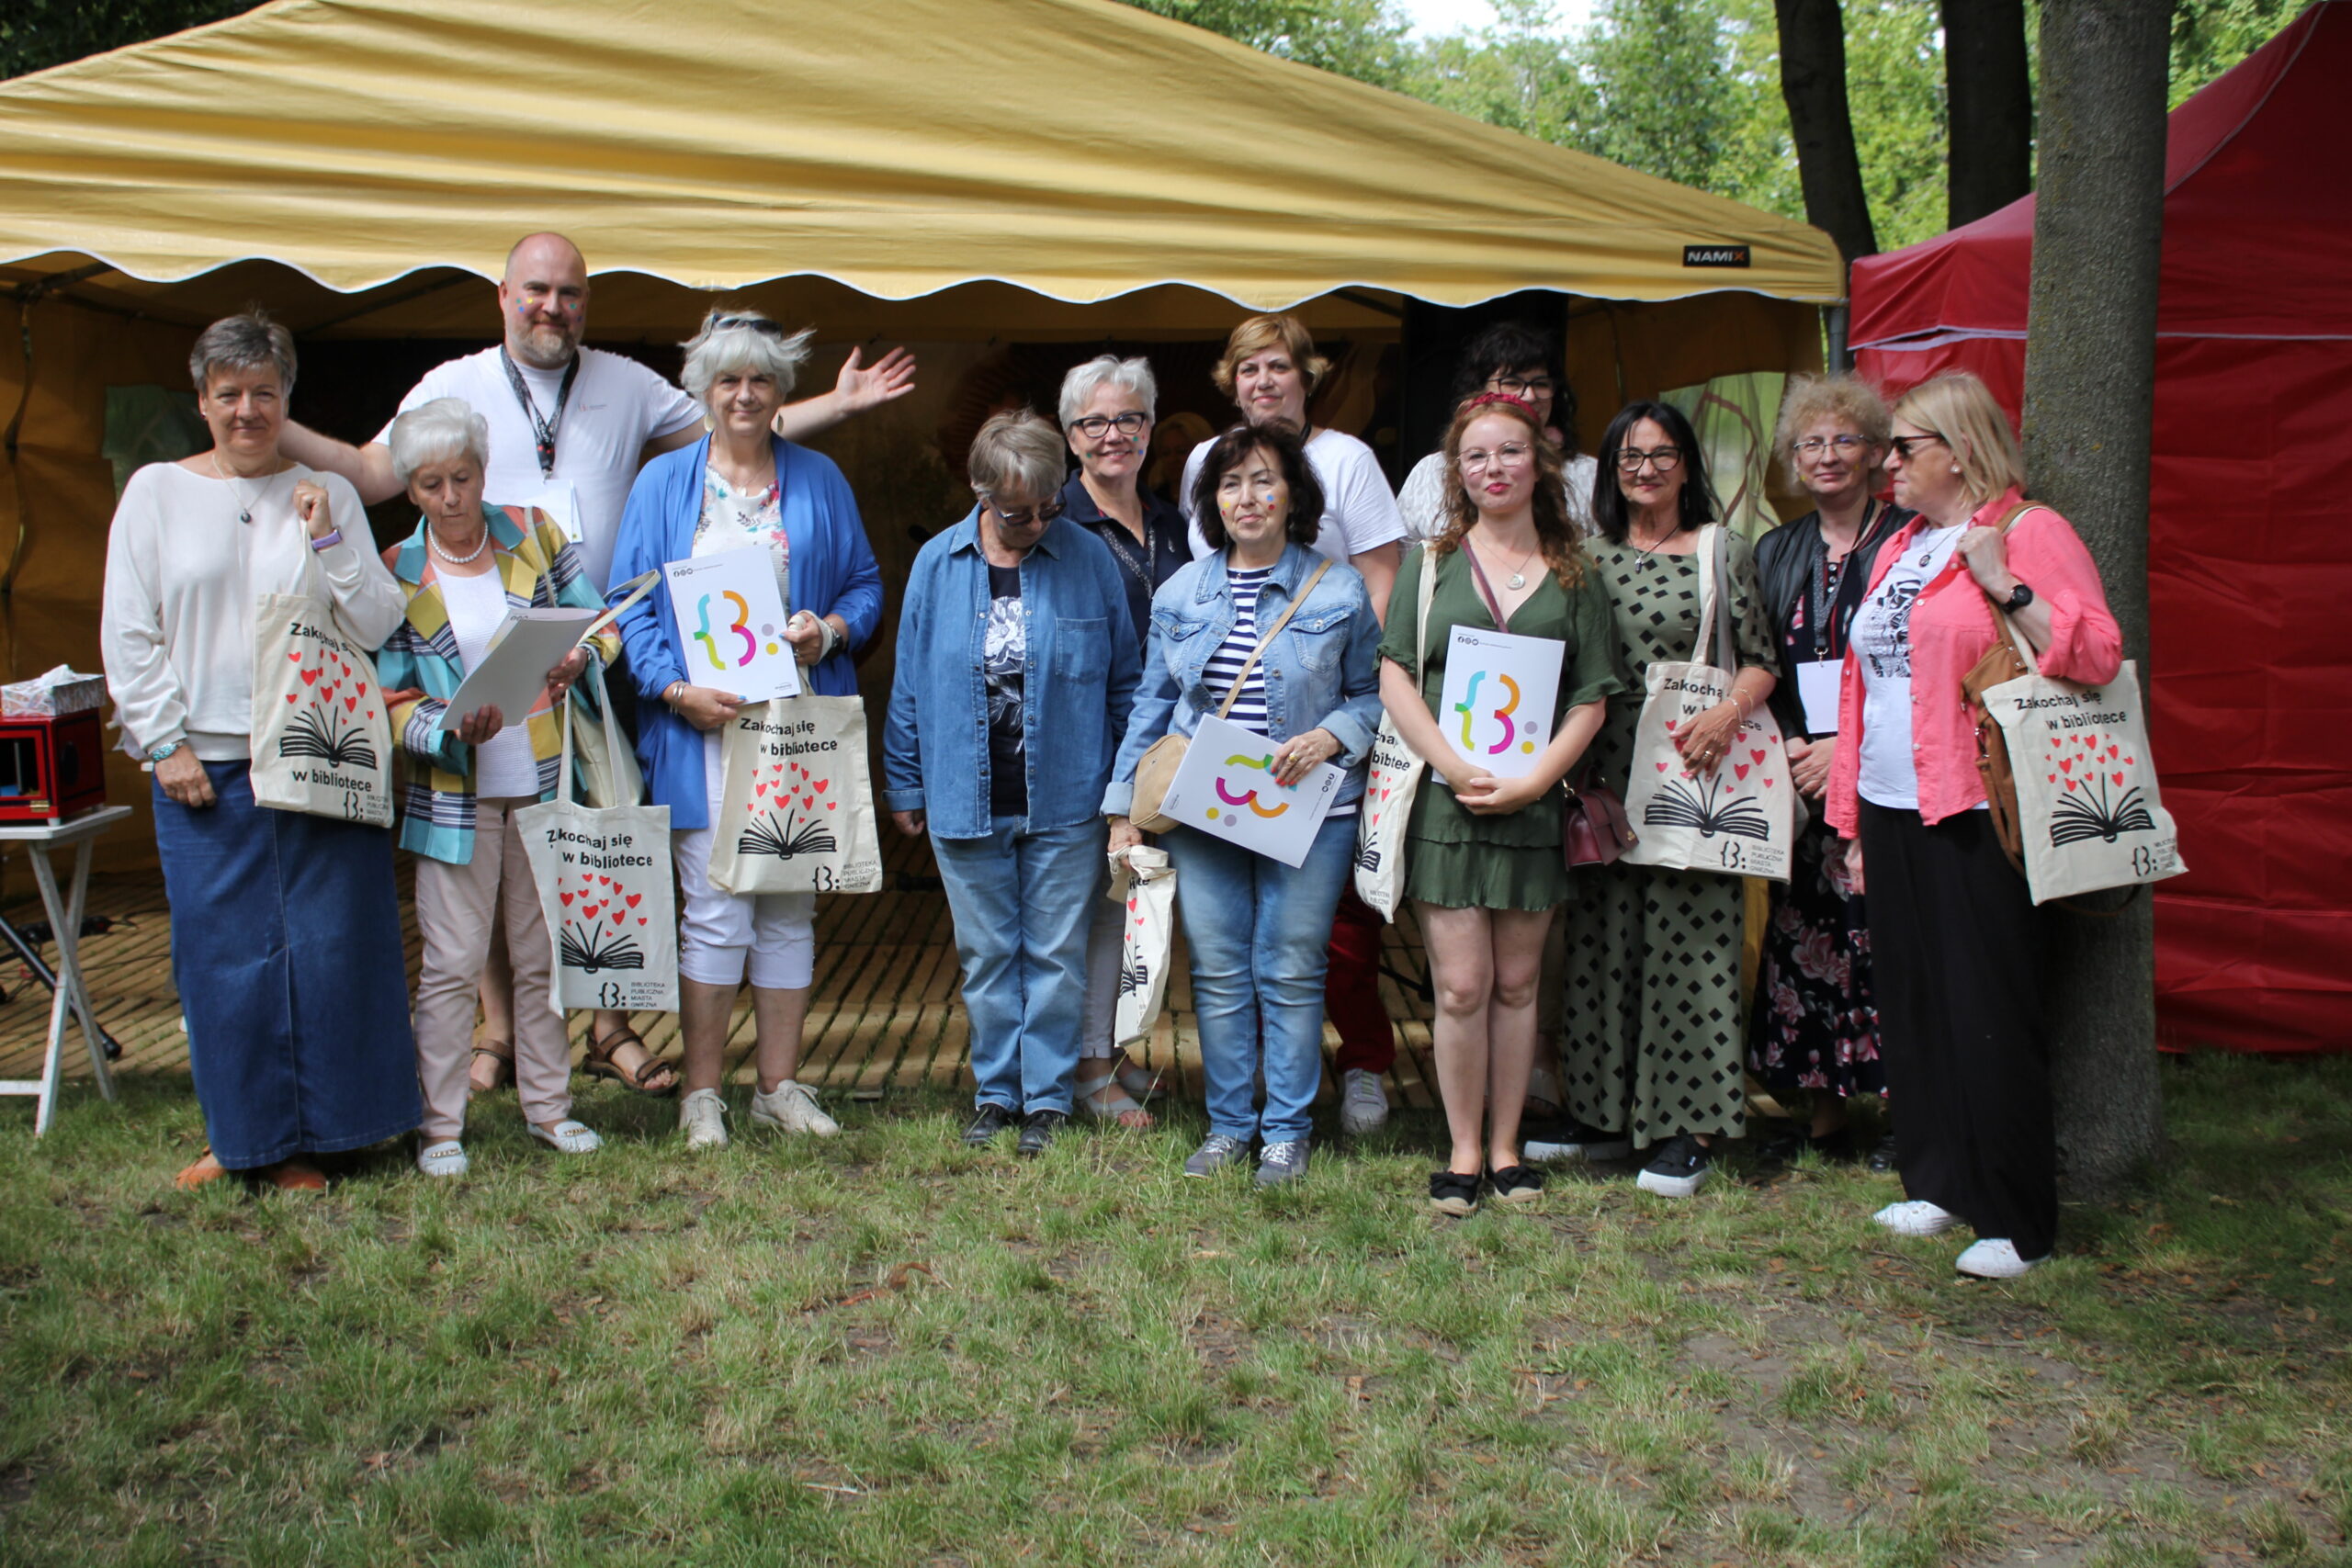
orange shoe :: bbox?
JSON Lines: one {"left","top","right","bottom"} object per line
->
{"left": 174, "top": 1151, "right": 231, "bottom": 1190}
{"left": 263, "top": 1159, "right": 327, "bottom": 1192}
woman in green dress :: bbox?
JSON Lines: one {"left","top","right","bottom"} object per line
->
{"left": 1377, "top": 394, "right": 1625, "bottom": 1217}
{"left": 1556, "top": 400, "right": 1779, "bottom": 1199}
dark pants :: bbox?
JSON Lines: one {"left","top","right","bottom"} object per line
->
{"left": 1325, "top": 885, "right": 1396, "bottom": 1076}
{"left": 1859, "top": 800, "right": 2055, "bottom": 1258}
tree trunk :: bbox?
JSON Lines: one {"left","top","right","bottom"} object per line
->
{"left": 1775, "top": 0, "right": 1877, "bottom": 265}
{"left": 2019, "top": 0, "right": 2172, "bottom": 1202}
{"left": 1943, "top": 0, "right": 2035, "bottom": 227}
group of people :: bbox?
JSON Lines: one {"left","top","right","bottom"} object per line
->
{"left": 98, "top": 231, "right": 2122, "bottom": 1280}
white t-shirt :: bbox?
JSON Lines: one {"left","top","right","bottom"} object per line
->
{"left": 1850, "top": 523, "right": 1966, "bottom": 810}
{"left": 435, "top": 567, "right": 541, "bottom": 798}
{"left": 1181, "top": 427, "right": 1408, "bottom": 565}
{"left": 376, "top": 346, "right": 704, "bottom": 592}
{"left": 1396, "top": 448, "right": 1600, "bottom": 541}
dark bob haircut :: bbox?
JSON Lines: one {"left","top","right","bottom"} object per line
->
{"left": 1590, "top": 400, "right": 1716, "bottom": 544}
{"left": 1448, "top": 320, "right": 1577, "bottom": 455}
{"left": 1190, "top": 421, "right": 1326, "bottom": 553}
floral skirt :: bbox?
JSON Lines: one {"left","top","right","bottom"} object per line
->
{"left": 1747, "top": 812, "right": 1883, "bottom": 1100}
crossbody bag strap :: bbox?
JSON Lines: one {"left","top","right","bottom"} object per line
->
{"left": 1213, "top": 558, "right": 1332, "bottom": 720}
{"left": 1711, "top": 523, "right": 1737, "bottom": 673}
{"left": 1459, "top": 541, "right": 1512, "bottom": 634}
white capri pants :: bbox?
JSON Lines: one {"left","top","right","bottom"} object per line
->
{"left": 671, "top": 732, "right": 816, "bottom": 989}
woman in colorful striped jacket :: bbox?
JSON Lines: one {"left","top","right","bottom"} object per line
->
{"left": 375, "top": 396, "right": 621, "bottom": 1179}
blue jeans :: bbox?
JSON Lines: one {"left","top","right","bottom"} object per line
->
{"left": 1168, "top": 814, "right": 1356, "bottom": 1145}
{"left": 932, "top": 816, "right": 1105, "bottom": 1115}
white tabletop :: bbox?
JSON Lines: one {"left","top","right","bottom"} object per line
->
{"left": 0, "top": 804, "right": 133, "bottom": 845}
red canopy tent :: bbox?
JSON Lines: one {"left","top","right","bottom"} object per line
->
{"left": 1849, "top": 0, "right": 2352, "bottom": 1055}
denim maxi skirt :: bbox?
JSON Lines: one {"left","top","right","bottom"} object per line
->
{"left": 152, "top": 761, "right": 421, "bottom": 1168}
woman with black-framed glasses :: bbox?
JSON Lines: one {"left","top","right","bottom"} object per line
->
{"left": 1054, "top": 355, "right": 1189, "bottom": 1128}
{"left": 1555, "top": 400, "right": 1778, "bottom": 1200}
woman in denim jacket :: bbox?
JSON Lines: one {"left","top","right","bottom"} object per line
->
{"left": 1105, "top": 423, "right": 1384, "bottom": 1188}
{"left": 886, "top": 412, "right": 1143, "bottom": 1158}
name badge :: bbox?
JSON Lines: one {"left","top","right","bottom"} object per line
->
{"left": 1795, "top": 659, "right": 1843, "bottom": 737}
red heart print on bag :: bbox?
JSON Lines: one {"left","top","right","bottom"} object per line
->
{"left": 560, "top": 892, "right": 573, "bottom": 906}
{"left": 626, "top": 894, "right": 642, "bottom": 908}
{"left": 300, "top": 668, "right": 322, "bottom": 687}
{"left": 2058, "top": 759, "right": 2073, "bottom": 774}
{"left": 813, "top": 780, "right": 829, "bottom": 794}
{"left": 2112, "top": 773, "right": 2125, "bottom": 785}
{"left": 1734, "top": 763, "right": 1750, "bottom": 782}
{"left": 1750, "top": 749, "right": 1766, "bottom": 765}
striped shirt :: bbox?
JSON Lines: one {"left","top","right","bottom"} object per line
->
{"left": 1202, "top": 567, "right": 1273, "bottom": 733}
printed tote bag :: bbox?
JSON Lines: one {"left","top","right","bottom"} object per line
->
{"left": 1353, "top": 543, "right": 1440, "bottom": 919}
{"left": 1111, "top": 845, "right": 1178, "bottom": 1049}
{"left": 1619, "top": 525, "right": 1796, "bottom": 882}
{"left": 249, "top": 526, "right": 395, "bottom": 827}
{"left": 706, "top": 695, "right": 884, "bottom": 896}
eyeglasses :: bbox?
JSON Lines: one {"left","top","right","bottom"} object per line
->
{"left": 711, "top": 314, "right": 786, "bottom": 337}
{"left": 1886, "top": 433, "right": 1946, "bottom": 462}
{"left": 1792, "top": 434, "right": 1872, "bottom": 457}
{"left": 1069, "top": 412, "right": 1150, "bottom": 439}
{"left": 1613, "top": 447, "right": 1682, "bottom": 474}
{"left": 1487, "top": 374, "right": 1555, "bottom": 400}
{"left": 983, "top": 495, "right": 1064, "bottom": 528}
{"left": 1459, "top": 443, "right": 1533, "bottom": 473}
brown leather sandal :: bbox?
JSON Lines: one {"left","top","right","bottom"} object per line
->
{"left": 582, "top": 1025, "right": 679, "bottom": 1097}
{"left": 469, "top": 1038, "right": 514, "bottom": 1092}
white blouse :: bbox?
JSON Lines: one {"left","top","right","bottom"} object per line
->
{"left": 100, "top": 462, "right": 406, "bottom": 761}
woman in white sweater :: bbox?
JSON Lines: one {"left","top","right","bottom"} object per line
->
{"left": 100, "top": 311, "right": 418, "bottom": 1192}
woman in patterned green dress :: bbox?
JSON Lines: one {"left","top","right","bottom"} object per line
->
{"left": 1377, "top": 395, "right": 1626, "bottom": 1218}
{"left": 1556, "top": 401, "right": 1779, "bottom": 1198}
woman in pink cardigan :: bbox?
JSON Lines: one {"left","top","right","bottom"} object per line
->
{"left": 1827, "top": 372, "right": 2121, "bottom": 1280}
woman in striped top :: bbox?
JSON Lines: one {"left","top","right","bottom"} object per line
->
{"left": 1106, "top": 423, "right": 1385, "bottom": 1188}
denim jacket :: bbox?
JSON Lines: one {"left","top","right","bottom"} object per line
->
{"left": 1103, "top": 543, "right": 1383, "bottom": 817}
{"left": 884, "top": 508, "right": 1142, "bottom": 840}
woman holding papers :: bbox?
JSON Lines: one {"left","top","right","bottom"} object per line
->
{"left": 609, "top": 310, "right": 884, "bottom": 1153}
{"left": 1374, "top": 395, "right": 1625, "bottom": 1217}
{"left": 1557, "top": 401, "right": 1778, "bottom": 1201}
{"left": 1106, "top": 422, "right": 1383, "bottom": 1189}
{"left": 377, "top": 397, "right": 620, "bottom": 1176}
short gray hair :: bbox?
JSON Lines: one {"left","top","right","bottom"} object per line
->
{"left": 189, "top": 310, "right": 297, "bottom": 395}
{"left": 1057, "top": 354, "right": 1158, "bottom": 428}
{"left": 680, "top": 308, "right": 813, "bottom": 403}
{"left": 388, "top": 397, "right": 492, "bottom": 487}
{"left": 967, "top": 411, "right": 1067, "bottom": 504}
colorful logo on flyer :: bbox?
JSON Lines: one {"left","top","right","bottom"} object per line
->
{"left": 1452, "top": 669, "right": 1538, "bottom": 759}
{"left": 1205, "top": 752, "right": 1293, "bottom": 826}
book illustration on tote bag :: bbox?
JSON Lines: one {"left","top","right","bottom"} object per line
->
{"left": 1617, "top": 525, "right": 1794, "bottom": 881}
{"left": 249, "top": 525, "right": 394, "bottom": 828}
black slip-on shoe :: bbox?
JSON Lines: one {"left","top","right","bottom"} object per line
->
{"left": 1016, "top": 1109, "right": 1069, "bottom": 1157}
{"left": 962, "top": 1103, "right": 1018, "bottom": 1146}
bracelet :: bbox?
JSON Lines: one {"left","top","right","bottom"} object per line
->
{"left": 664, "top": 682, "right": 685, "bottom": 708}
{"left": 815, "top": 616, "right": 841, "bottom": 663}
{"left": 309, "top": 528, "right": 342, "bottom": 552}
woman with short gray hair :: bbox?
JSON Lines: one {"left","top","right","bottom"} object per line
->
{"left": 375, "top": 397, "right": 622, "bottom": 1176}
{"left": 885, "top": 410, "right": 1143, "bottom": 1156}
{"left": 1054, "top": 355, "right": 1186, "bottom": 1127}
{"left": 609, "top": 308, "right": 885, "bottom": 1152}
{"left": 100, "top": 310, "right": 416, "bottom": 1191}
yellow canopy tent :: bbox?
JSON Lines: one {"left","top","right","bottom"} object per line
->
{"left": 0, "top": 0, "right": 1841, "bottom": 863}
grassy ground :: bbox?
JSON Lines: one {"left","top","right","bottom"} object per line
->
{"left": 1, "top": 1051, "right": 2346, "bottom": 1567}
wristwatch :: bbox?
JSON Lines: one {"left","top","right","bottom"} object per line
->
{"left": 2002, "top": 581, "right": 2035, "bottom": 612}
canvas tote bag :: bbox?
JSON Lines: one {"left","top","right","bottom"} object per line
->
{"left": 1619, "top": 525, "right": 1796, "bottom": 882}
{"left": 1973, "top": 610, "right": 2187, "bottom": 905}
{"left": 249, "top": 519, "right": 396, "bottom": 828}
{"left": 515, "top": 682, "right": 680, "bottom": 1015}
{"left": 1110, "top": 845, "right": 1178, "bottom": 1048}
{"left": 706, "top": 694, "right": 884, "bottom": 896}
{"left": 571, "top": 570, "right": 657, "bottom": 809}
{"left": 1352, "top": 544, "right": 1439, "bottom": 920}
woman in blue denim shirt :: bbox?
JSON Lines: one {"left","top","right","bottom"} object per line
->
{"left": 885, "top": 412, "right": 1142, "bottom": 1158}
{"left": 1105, "top": 423, "right": 1384, "bottom": 1188}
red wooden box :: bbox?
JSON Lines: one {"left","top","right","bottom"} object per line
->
{"left": 0, "top": 711, "right": 108, "bottom": 822}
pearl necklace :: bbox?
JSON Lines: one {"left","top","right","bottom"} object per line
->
{"left": 210, "top": 450, "right": 284, "bottom": 525}
{"left": 428, "top": 524, "right": 490, "bottom": 566}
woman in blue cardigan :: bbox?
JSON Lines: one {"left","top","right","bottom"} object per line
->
{"left": 608, "top": 310, "right": 884, "bottom": 1152}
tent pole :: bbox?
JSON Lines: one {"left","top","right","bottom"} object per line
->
{"left": 1825, "top": 303, "right": 1850, "bottom": 371}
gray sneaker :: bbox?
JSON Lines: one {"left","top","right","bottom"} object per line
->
{"left": 1339, "top": 1069, "right": 1389, "bottom": 1135}
{"left": 1183, "top": 1133, "right": 1250, "bottom": 1178}
{"left": 1255, "top": 1139, "right": 1310, "bottom": 1187}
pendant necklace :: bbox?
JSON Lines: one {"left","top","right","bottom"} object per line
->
{"left": 211, "top": 450, "right": 283, "bottom": 525}
{"left": 1476, "top": 535, "right": 1543, "bottom": 592}
{"left": 428, "top": 525, "right": 490, "bottom": 566}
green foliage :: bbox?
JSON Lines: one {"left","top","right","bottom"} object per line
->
{"left": 1119, "top": 0, "right": 1419, "bottom": 85}
{"left": 0, "top": 0, "right": 262, "bottom": 80}
{"left": 2170, "top": 0, "right": 2305, "bottom": 106}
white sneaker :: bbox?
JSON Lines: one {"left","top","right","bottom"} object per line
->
{"left": 750, "top": 1079, "right": 839, "bottom": 1137}
{"left": 678, "top": 1088, "right": 729, "bottom": 1150}
{"left": 415, "top": 1139, "right": 468, "bottom": 1179}
{"left": 1955, "top": 1238, "right": 2047, "bottom": 1279}
{"left": 527, "top": 1119, "right": 603, "bottom": 1155}
{"left": 1874, "top": 1200, "right": 1960, "bottom": 1236}
{"left": 1339, "top": 1068, "right": 1389, "bottom": 1135}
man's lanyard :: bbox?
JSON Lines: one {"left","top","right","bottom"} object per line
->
{"left": 501, "top": 347, "right": 581, "bottom": 480}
